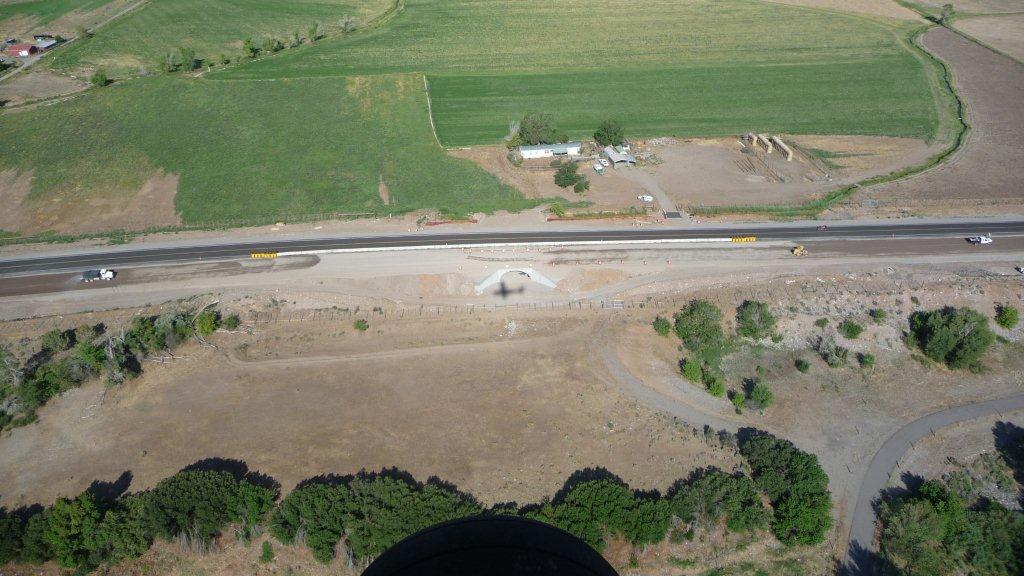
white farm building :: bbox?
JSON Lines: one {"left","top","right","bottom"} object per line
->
{"left": 518, "top": 141, "right": 582, "bottom": 159}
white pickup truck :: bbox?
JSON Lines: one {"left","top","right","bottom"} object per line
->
{"left": 82, "top": 269, "right": 116, "bottom": 282}
{"left": 967, "top": 235, "right": 993, "bottom": 245}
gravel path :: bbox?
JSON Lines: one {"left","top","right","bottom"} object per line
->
{"left": 843, "top": 393, "right": 1024, "bottom": 575}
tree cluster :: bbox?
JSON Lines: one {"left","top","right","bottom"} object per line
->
{"left": 907, "top": 307, "right": 994, "bottom": 371}
{"left": 593, "top": 120, "right": 625, "bottom": 147}
{"left": 880, "top": 479, "right": 1023, "bottom": 576}
{"left": 0, "top": 470, "right": 273, "bottom": 571}
{"left": 515, "top": 113, "right": 566, "bottom": 146}
{"left": 271, "top": 473, "right": 482, "bottom": 563}
{"left": 553, "top": 162, "right": 589, "bottom": 193}
{"left": 2, "top": 435, "right": 831, "bottom": 571}
{"left": 1, "top": 308, "right": 228, "bottom": 432}
{"left": 740, "top": 433, "right": 832, "bottom": 546}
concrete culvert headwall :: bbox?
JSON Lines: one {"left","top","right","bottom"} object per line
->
{"left": 475, "top": 268, "right": 557, "bottom": 294}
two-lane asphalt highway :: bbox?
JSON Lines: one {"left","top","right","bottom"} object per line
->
{"left": 2, "top": 220, "right": 1024, "bottom": 276}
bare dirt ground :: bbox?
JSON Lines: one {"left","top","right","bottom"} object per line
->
{"left": 845, "top": 27, "right": 1024, "bottom": 218}
{"left": 0, "top": 168, "right": 32, "bottom": 232}
{"left": 0, "top": 168, "right": 180, "bottom": 235}
{"left": 0, "top": 68, "right": 87, "bottom": 105}
{"left": 450, "top": 146, "right": 649, "bottom": 211}
{"left": 0, "top": 310, "right": 740, "bottom": 510}
{"left": 647, "top": 136, "right": 934, "bottom": 209}
{"left": 765, "top": 0, "right": 922, "bottom": 19}
{"left": 454, "top": 136, "right": 933, "bottom": 215}
{"left": 955, "top": 14, "right": 1024, "bottom": 61}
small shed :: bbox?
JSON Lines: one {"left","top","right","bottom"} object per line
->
{"left": 34, "top": 39, "right": 57, "bottom": 51}
{"left": 7, "top": 44, "right": 37, "bottom": 57}
{"left": 518, "top": 141, "right": 582, "bottom": 159}
{"left": 603, "top": 146, "right": 636, "bottom": 167}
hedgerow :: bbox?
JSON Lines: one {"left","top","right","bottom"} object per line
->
{"left": 1, "top": 438, "right": 833, "bottom": 570}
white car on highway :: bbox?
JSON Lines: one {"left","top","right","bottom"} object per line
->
{"left": 82, "top": 268, "right": 116, "bottom": 282}
{"left": 967, "top": 235, "right": 993, "bottom": 245}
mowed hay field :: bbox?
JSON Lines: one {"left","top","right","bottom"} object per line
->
{"left": 0, "top": 0, "right": 109, "bottom": 30}
{"left": 218, "top": 0, "right": 949, "bottom": 145}
{"left": 46, "top": 0, "right": 395, "bottom": 77}
{"left": 0, "top": 73, "right": 533, "bottom": 229}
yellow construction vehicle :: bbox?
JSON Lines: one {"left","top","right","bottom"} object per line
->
{"left": 791, "top": 245, "right": 808, "bottom": 256}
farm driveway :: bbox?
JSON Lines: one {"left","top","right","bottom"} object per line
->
{"left": 617, "top": 168, "right": 689, "bottom": 220}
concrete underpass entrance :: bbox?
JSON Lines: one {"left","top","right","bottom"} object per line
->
{"left": 474, "top": 267, "right": 557, "bottom": 295}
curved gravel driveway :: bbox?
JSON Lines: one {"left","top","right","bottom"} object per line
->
{"left": 844, "top": 393, "right": 1024, "bottom": 575}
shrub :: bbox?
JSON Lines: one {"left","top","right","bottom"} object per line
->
{"left": 730, "top": 391, "right": 745, "bottom": 414}
{"left": 262, "top": 37, "right": 283, "bottom": 53}
{"left": 909, "top": 307, "right": 994, "bottom": 370}
{"left": 750, "top": 382, "right": 774, "bottom": 410}
{"left": 90, "top": 70, "right": 108, "bottom": 87}
{"left": 40, "top": 329, "right": 73, "bottom": 352}
{"left": 735, "top": 300, "right": 776, "bottom": 340}
{"left": 652, "top": 316, "right": 671, "bottom": 336}
{"left": 194, "top": 310, "right": 220, "bottom": 336}
{"left": 794, "top": 358, "right": 810, "bottom": 373}
{"left": 870, "top": 309, "right": 888, "bottom": 323}
{"left": 673, "top": 300, "right": 724, "bottom": 352}
{"left": 813, "top": 334, "right": 848, "bottom": 367}
{"left": 593, "top": 120, "right": 625, "bottom": 146}
{"left": 354, "top": 319, "right": 369, "bottom": 332}
{"left": 995, "top": 305, "right": 1019, "bottom": 330}
{"left": 260, "top": 540, "right": 274, "bottom": 563}
{"left": 840, "top": 320, "right": 863, "bottom": 339}
{"left": 573, "top": 178, "right": 590, "bottom": 194}
{"left": 814, "top": 318, "right": 828, "bottom": 328}
{"left": 707, "top": 377, "right": 725, "bottom": 398}
{"left": 681, "top": 358, "right": 702, "bottom": 383}
{"left": 670, "top": 469, "right": 769, "bottom": 534}
{"left": 858, "top": 352, "right": 876, "bottom": 369}
{"left": 222, "top": 314, "right": 241, "bottom": 330}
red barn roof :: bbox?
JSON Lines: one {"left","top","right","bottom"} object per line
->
{"left": 7, "top": 44, "right": 36, "bottom": 54}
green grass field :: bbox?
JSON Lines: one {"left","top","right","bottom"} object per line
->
{"left": 0, "top": 0, "right": 954, "bottom": 232}
{"left": 0, "top": 73, "right": 536, "bottom": 226}
{"left": 46, "top": 0, "right": 393, "bottom": 76}
{"left": 0, "top": 0, "right": 110, "bottom": 29}
{"left": 217, "top": 0, "right": 944, "bottom": 145}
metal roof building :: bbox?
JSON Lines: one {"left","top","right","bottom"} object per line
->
{"left": 602, "top": 146, "right": 636, "bottom": 166}
{"left": 519, "top": 141, "right": 582, "bottom": 159}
